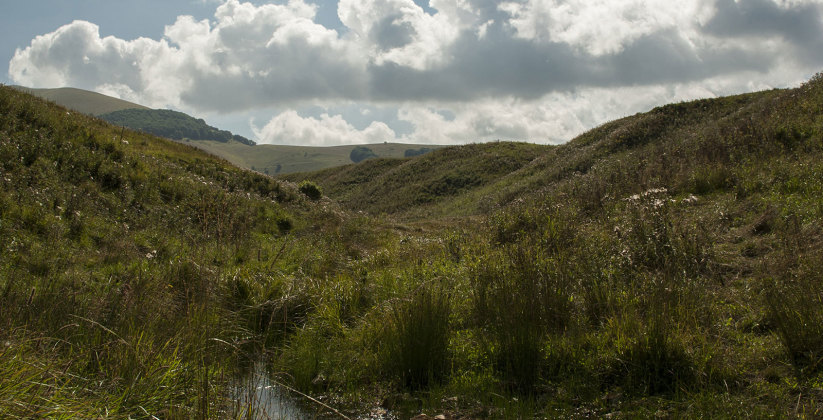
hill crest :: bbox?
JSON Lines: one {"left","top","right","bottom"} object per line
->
{"left": 10, "top": 86, "right": 147, "bottom": 116}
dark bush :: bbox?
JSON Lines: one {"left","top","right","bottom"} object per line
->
{"left": 471, "top": 244, "right": 575, "bottom": 392}
{"left": 617, "top": 316, "right": 695, "bottom": 394}
{"left": 276, "top": 217, "right": 293, "bottom": 233}
{"left": 404, "top": 147, "right": 433, "bottom": 157}
{"left": 350, "top": 146, "right": 377, "bottom": 163}
{"left": 298, "top": 180, "right": 322, "bottom": 200}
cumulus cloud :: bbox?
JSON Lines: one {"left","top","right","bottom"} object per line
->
{"left": 8, "top": 0, "right": 823, "bottom": 145}
{"left": 178, "top": 0, "right": 367, "bottom": 110}
{"left": 9, "top": 0, "right": 366, "bottom": 111}
{"left": 500, "top": 0, "right": 713, "bottom": 56}
{"left": 9, "top": 20, "right": 180, "bottom": 106}
{"left": 338, "top": 0, "right": 461, "bottom": 70}
{"left": 253, "top": 110, "right": 397, "bottom": 145}
{"left": 395, "top": 87, "right": 693, "bottom": 145}
{"left": 703, "top": 0, "right": 823, "bottom": 63}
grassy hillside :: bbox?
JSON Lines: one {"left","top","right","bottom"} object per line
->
{"left": 11, "top": 86, "right": 148, "bottom": 116}
{"left": 277, "top": 76, "right": 823, "bottom": 416}
{"left": 3, "top": 71, "right": 823, "bottom": 419}
{"left": 285, "top": 89, "right": 786, "bottom": 219}
{"left": 0, "top": 85, "right": 374, "bottom": 418}
{"left": 194, "top": 140, "right": 445, "bottom": 174}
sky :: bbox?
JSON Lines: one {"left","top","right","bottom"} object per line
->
{"left": 3, "top": 0, "right": 823, "bottom": 146}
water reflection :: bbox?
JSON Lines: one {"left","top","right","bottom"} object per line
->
{"left": 234, "top": 361, "right": 403, "bottom": 420}
{"left": 234, "top": 362, "right": 311, "bottom": 420}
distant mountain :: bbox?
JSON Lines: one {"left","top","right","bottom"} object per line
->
{"left": 11, "top": 86, "right": 148, "bottom": 116}
{"left": 99, "top": 108, "right": 255, "bottom": 146}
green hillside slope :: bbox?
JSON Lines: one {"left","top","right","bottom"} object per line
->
{"left": 279, "top": 76, "right": 823, "bottom": 416}
{"left": 0, "top": 86, "right": 368, "bottom": 418}
{"left": 285, "top": 88, "right": 793, "bottom": 219}
{"left": 283, "top": 141, "right": 547, "bottom": 217}
{"left": 11, "top": 86, "right": 148, "bottom": 115}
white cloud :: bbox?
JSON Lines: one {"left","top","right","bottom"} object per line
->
{"left": 338, "top": 0, "right": 460, "bottom": 69}
{"left": 175, "top": 0, "right": 366, "bottom": 109}
{"left": 9, "top": 0, "right": 365, "bottom": 110}
{"left": 396, "top": 91, "right": 642, "bottom": 145}
{"left": 775, "top": 0, "right": 823, "bottom": 7}
{"left": 500, "top": 0, "right": 715, "bottom": 56}
{"left": 253, "top": 110, "right": 397, "bottom": 145}
{"left": 9, "top": 21, "right": 168, "bottom": 108}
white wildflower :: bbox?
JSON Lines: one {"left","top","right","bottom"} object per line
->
{"left": 682, "top": 195, "right": 699, "bottom": 204}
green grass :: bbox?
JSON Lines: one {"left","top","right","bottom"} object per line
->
{"left": 273, "top": 73, "right": 823, "bottom": 417}
{"left": 386, "top": 280, "right": 451, "bottom": 389}
{"left": 4, "top": 72, "right": 823, "bottom": 418}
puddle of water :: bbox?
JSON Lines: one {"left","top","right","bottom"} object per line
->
{"left": 233, "top": 362, "right": 314, "bottom": 420}
{"left": 233, "top": 361, "right": 405, "bottom": 420}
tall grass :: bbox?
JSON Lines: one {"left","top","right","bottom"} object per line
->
{"left": 387, "top": 281, "right": 451, "bottom": 389}
{"left": 765, "top": 268, "right": 823, "bottom": 375}
{"left": 471, "top": 214, "right": 576, "bottom": 391}
{"left": 608, "top": 283, "right": 697, "bottom": 395}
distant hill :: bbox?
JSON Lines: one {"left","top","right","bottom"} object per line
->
{"left": 99, "top": 108, "right": 255, "bottom": 146}
{"left": 10, "top": 86, "right": 148, "bottom": 116}
{"left": 11, "top": 85, "right": 449, "bottom": 171}
{"left": 12, "top": 86, "right": 255, "bottom": 146}
{"left": 191, "top": 140, "right": 444, "bottom": 174}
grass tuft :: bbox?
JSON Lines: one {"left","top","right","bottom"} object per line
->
{"left": 387, "top": 280, "right": 451, "bottom": 389}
